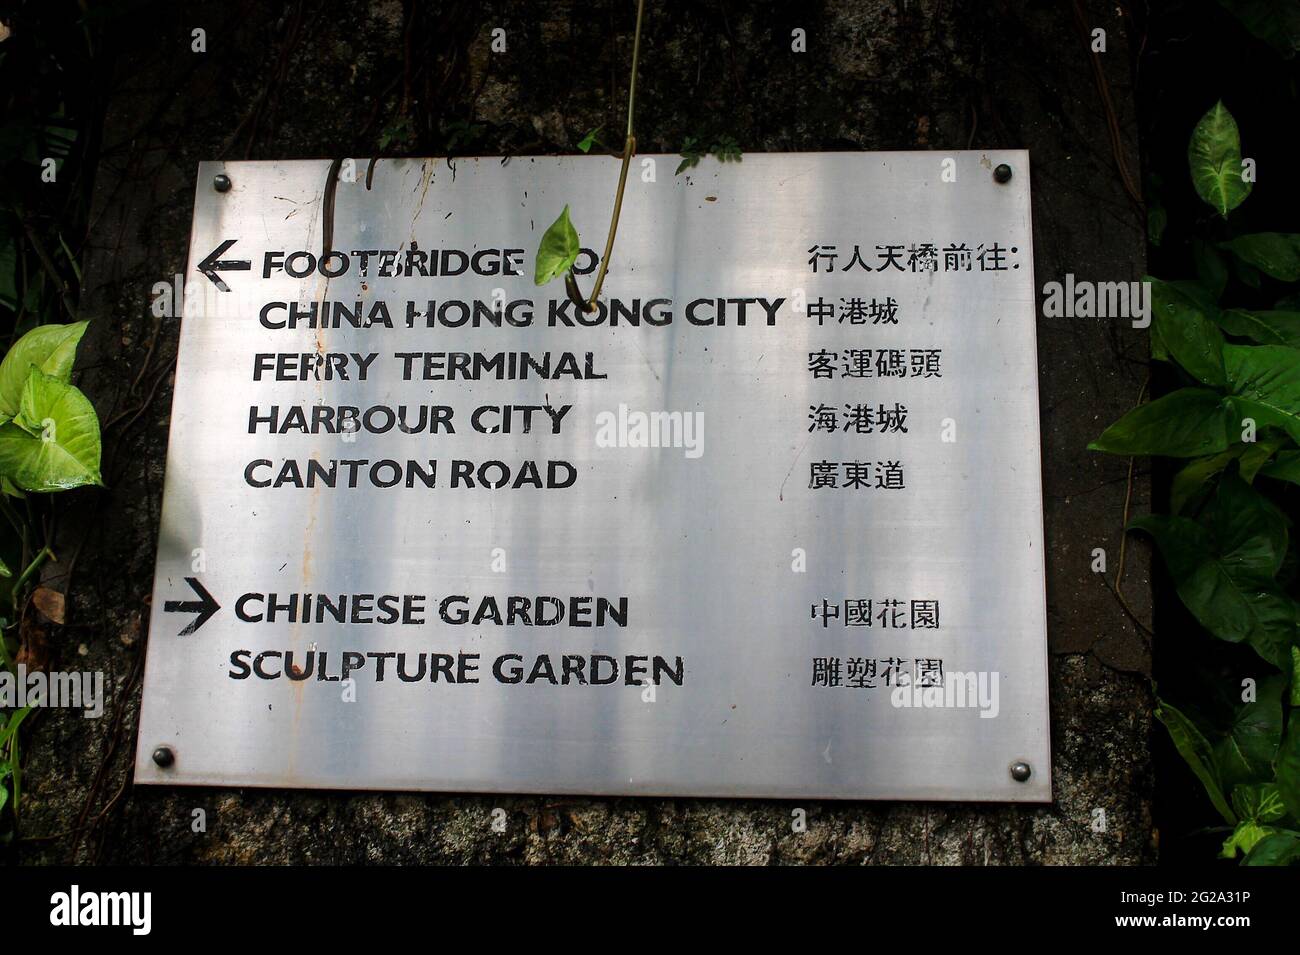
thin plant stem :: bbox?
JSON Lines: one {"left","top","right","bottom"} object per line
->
{"left": 12, "top": 546, "right": 54, "bottom": 605}
{"left": 576, "top": 0, "right": 645, "bottom": 312}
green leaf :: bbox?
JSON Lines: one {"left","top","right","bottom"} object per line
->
{"left": 1156, "top": 698, "right": 1236, "bottom": 825}
{"left": 0, "top": 707, "right": 31, "bottom": 746}
{"left": 576, "top": 127, "right": 602, "bottom": 153}
{"left": 1221, "top": 820, "right": 1272, "bottom": 859}
{"left": 0, "top": 476, "right": 25, "bottom": 499}
{"left": 1243, "top": 831, "right": 1300, "bottom": 865}
{"left": 1131, "top": 478, "right": 1295, "bottom": 669}
{"left": 1292, "top": 647, "right": 1300, "bottom": 706}
{"left": 711, "top": 135, "right": 743, "bottom": 163}
{"left": 1277, "top": 719, "right": 1300, "bottom": 822}
{"left": 1217, "top": 309, "right": 1300, "bottom": 347}
{"left": 0, "top": 321, "right": 89, "bottom": 418}
{"left": 1188, "top": 101, "right": 1252, "bottom": 217}
{"left": 676, "top": 136, "right": 704, "bottom": 176}
{"left": 1148, "top": 277, "right": 1225, "bottom": 386}
{"left": 1221, "top": 233, "right": 1300, "bottom": 282}
{"left": 1225, "top": 344, "right": 1300, "bottom": 444}
{"left": 1232, "top": 782, "right": 1287, "bottom": 823}
{"left": 1214, "top": 674, "right": 1286, "bottom": 787}
{"left": 0, "top": 370, "right": 102, "bottom": 492}
{"left": 1167, "top": 437, "right": 1283, "bottom": 515}
{"left": 533, "top": 206, "right": 581, "bottom": 286}
{"left": 0, "top": 554, "right": 9, "bottom": 578}
{"left": 1089, "top": 388, "right": 1233, "bottom": 457}
{"left": 1260, "top": 450, "right": 1300, "bottom": 486}
{"left": 1240, "top": 436, "right": 1286, "bottom": 481}
{"left": 1172, "top": 451, "right": 1240, "bottom": 515}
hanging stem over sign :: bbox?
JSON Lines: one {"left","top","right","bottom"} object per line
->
{"left": 535, "top": 0, "right": 646, "bottom": 313}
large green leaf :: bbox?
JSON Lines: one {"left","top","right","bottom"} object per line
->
{"left": 1217, "top": 309, "right": 1300, "bottom": 347}
{"left": 1243, "top": 831, "right": 1300, "bottom": 865}
{"left": 1156, "top": 698, "right": 1236, "bottom": 825}
{"left": 1148, "top": 277, "right": 1226, "bottom": 387}
{"left": 0, "top": 321, "right": 89, "bottom": 418}
{"left": 533, "top": 205, "right": 581, "bottom": 286}
{"left": 1221, "top": 233, "right": 1300, "bottom": 282}
{"left": 1188, "top": 101, "right": 1252, "bottom": 218}
{"left": 1208, "top": 473, "right": 1287, "bottom": 579}
{"left": 1213, "top": 674, "right": 1286, "bottom": 787}
{"left": 0, "top": 369, "right": 102, "bottom": 492}
{"left": 1225, "top": 344, "right": 1300, "bottom": 443}
{"left": 1131, "top": 479, "right": 1294, "bottom": 669}
{"left": 1089, "top": 388, "right": 1233, "bottom": 457}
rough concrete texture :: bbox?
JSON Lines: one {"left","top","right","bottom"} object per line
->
{"left": 16, "top": 0, "right": 1154, "bottom": 864}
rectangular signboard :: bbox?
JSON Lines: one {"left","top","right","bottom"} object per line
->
{"left": 135, "top": 152, "right": 1050, "bottom": 801}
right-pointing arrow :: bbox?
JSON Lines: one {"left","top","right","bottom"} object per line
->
{"left": 163, "top": 577, "right": 221, "bottom": 635}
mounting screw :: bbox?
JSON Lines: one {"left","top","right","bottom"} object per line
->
{"left": 213, "top": 174, "right": 232, "bottom": 193}
{"left": 152, "top": 745, "right": 175, "bottom": 768}
{"left": 993, "top": 163, "right": 1013, "bottom": 184}
{"left": 1009, "top": 760, "right": 1032, "bottom": 782}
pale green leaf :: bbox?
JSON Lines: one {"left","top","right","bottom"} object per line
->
{"left": 0, "top": 370, "right": 102, "bottom": 492}
{"left": 0, "top": 321, "right": 89, "bottom": 418}
{"left": 1188, "top": 100, "right": 1252, "bottom": 217}
{"left": 1222, "top": 820, "right": 1272, "bottom": 859}
{"left": 533, "top": 205, "right": 581, "bottom": 286}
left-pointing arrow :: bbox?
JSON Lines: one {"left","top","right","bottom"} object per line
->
{"left": 163, "top": 577, "right": 221, "bottom": 635}
{"left": 196, "top": 239, "right": 251, "bottom": 292}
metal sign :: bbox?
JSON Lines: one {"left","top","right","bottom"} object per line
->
{"left": 135, "top": 152, "right": 1050, "bottom": 801}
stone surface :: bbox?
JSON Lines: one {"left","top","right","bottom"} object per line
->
{"left": 16, "top": 0, "right": 1153, "bottom": 864}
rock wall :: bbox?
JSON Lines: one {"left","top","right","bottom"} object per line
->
{"left": 18, "top": 0, "right": 1153, "bottom": 864}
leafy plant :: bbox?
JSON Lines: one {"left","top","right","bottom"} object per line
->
{"left": 675, "top": 133, "right": 743, "bottom": 175}
{"left": 1, "top": 4, "right": 105, "bottom": 841}
{"left": 1091, "top": 100, "right": 1300, "bottom": 864}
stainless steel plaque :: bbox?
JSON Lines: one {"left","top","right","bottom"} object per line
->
{"left": 135, "top": 152, "right": 1050, "bottom": 801}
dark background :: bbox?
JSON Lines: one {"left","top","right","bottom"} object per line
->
{"left": 0, "top": 0, "right": 1207, "bottom": 863}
